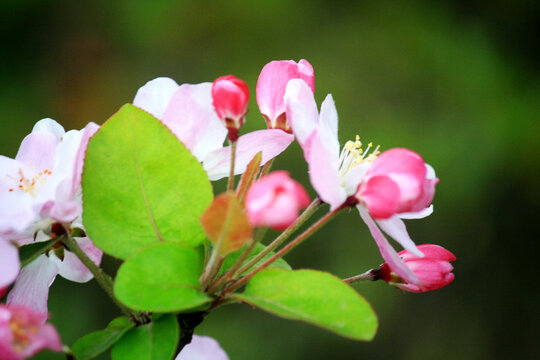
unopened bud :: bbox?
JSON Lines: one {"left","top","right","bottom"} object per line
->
{"left": 212, "top": 75, "right": 250, "bottom": 141}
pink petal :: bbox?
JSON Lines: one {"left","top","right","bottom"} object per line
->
{"left": 405, "top": 244, "right": 456, "bottom": 262}
{"left": 285, "top": 79, "right": 320, "bottom": 150}
{"left": 162, "top": 83, "right": 228, "bottom": 161}
{"left": 133, "top": 77, "right": 180, "bottom": 119}
{"left": 32, "top": 118, "right": 65, "bottom": 139}
{"left": 72, "top": 122, "right": 100, "bottom": 194}
{"left": 15, "top": 131, "right": 59, "bottom": 172}
{"left": 375, "top": 216, "right": 423, "bottom": 256}
{"left": 203, "top": 129, "right": 294, "bottom": 181}
{"left": 50, "top": 237, "right": 102, "bottom": 283}
{"left": 359, "top": 175, "right": 401, "bottom": 219}
{"left": 7, "top": 255, "right": 59, "bottom": 316}
{"left": 176, "top": 335, "right": 229, "bottom": 360}
{"left": 308, "top": 132, "right": 346, "bottom": 210}
{"left": 0, "top": 240, "right": 20, "bottom": 288}
{"left": 357, "top": 206, "right": 418, "bottom": 284}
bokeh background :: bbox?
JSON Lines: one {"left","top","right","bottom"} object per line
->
{"left": 2, "top": 0, "right": 539, "bottom": 359}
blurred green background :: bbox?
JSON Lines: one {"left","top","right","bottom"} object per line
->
{"left": 2, "top": 0, "right": 538, "bottom": 359}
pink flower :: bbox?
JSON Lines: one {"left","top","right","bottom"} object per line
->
{"left": 133, "top": 77, "right": 294, "bottom": 181}
{"left": 256, "top": 59, "right": 315, "bottom": 132}
{"left": 0, "top": 119, "right": 99, "bottom": 240}
{"left": 0, "top": 304, "right": 63, "bottom": 359}
{"left": 0, "top": 119, "right": 103, "bottom": 314}
{"left": 356, "top": 148, "right": 439, "bottom": 219}
{"left": 212, "top": 75, "right": 250, "bottom": 136}
{"left": 175, "top": 335, "right": 229, "bottom": 360}
{"left": 245, "top": 171, "right": 311, "bottom": 230}
{"left": 379, "top": 244, "right": 456, "bottom": 293}
{"left": 284, "top": 79, "right": 438, "bottom": 285}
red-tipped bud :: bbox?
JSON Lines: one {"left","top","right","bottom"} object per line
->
{"left": 379, "top": 244, "right": 456, "bottom": 293}
{"left": 245, "top": 171, "right": 311, "bottom": 231}
{"left": 212, "top": 75, "right": 250, "bottom": 140}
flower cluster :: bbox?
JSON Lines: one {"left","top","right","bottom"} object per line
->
{"left": 0, "top": 58, "right": 455, "bottom": 359}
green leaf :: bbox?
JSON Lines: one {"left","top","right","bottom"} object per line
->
{"left": 82, "top": 104, "right": 213, "bottom": 259}
{"left": 19, "top": 238, "right": 58, "bottom": 267}
{"left": 217, "top": 242, "right": 291, "bottom": 278}
{"left": 71, "top": 317, "right": 134, "bottom": 360}
{"left": 114, "top": 242, "right": 210, "bottom": 312}
{"left": 111, "top": 314, "right": 179, "bottom": 360}
{"left": 233, "top": 269, "right": 378, "bottom": 341}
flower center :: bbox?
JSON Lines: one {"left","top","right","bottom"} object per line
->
{"left": 9, "top": 316, "right": 37, "bottom": 353}
{"left": 338, "top": 135, "right": 380, "bottom": 177}
{"left": 8, "top": 168, "right": 52, "bottom": 197}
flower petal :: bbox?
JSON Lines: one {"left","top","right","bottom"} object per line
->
{"left": 203, "top": 129, "right": 294, "bottom": 181}
{"left": 72, "top": 122, "right": 100, "bottom": 195}
{"left": 7, "top": 255, "right": 59, "bottom": 316}
{"left": 162, "top": 83, "right": 228, "bottom": 160}
{"left": 176, "top": 335, "right": 229, "bottom": 360}
{"left": 398, "top": 205, "right": 433, "bottom": 219}
{"left": 359, "top": 175, "right": 401, "bottom": 219}
{"left": 376, "top": 216, "right": 423, "bottom": 257}
{"left": 357, "top": 206, "right": 418, "bottom": 284}
{"left": 285, "top": 79, "right": 319, "bottom": 150}
{"left": 15, "top": 131, "right": 59, "bottom": 172}
{"left": 50, "top": 237, "right": 102, "bottom": 283}
{"left": 32, "top": 118, "right": 65, "bottom": 139}
{"left": 308, "top": 132, "right": 346, "bottom": 210}
{"left": 0, "top": 240, "right": 20, "bottom": 288}
{"left": 318, "top": 94, "right": 339, "bottom": 153}
{"left": 133, "top": 77, "right": 180, "bottom": 119}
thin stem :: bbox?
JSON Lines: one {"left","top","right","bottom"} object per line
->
{"left": 235, "top": 198, "right": 321, "bottom": 276}
{"left": 259, "top": 158, "right": 274, "bottom": 178}
{"left": 227, "top": 140, "right": 237, "bottom": 192}
{"left": 343, "top": 269, "right": 382, "bottom": 283}
{"left": 60, "top": 227, "right": 133, "bottom": 317}
{"left": 209, "top": 237, "right": 257, "bottom": 292}
{"left": 222, "top": 205, "right": 342, "bottom": 295}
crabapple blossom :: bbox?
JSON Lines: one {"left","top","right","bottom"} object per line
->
{"left": 256, "top": 59, "right": 315, "bottom": 132}
{"left": 133, "top": 78, "right": 293, "bottom": 180}
{"left": 245, "top": 171, "right": 311, "bottom": 230}
{"left": 175, "top": 335, "right": 229, "bottom": 360}
{"left": 0, "top": 239, "right": 20, "bottom": 293}
{"left": 212, "top": 75, "right": 250, "bottom": 138}
{"left": 379, "top": 244, "right": 456, "bottom": 293}
{"left": 284, "top": 79, "right": 438, "bottom": 284}
{"left": 0, "top": 304, "right": 62, "bottom": 359}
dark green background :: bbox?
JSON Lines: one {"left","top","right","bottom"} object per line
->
{"left": 2, "top": 1, "right": 538, "bottom": 359}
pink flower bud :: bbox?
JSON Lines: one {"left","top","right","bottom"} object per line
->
{"left": 256, "top": 59, "right": 315, "bottom": 132}
{"left": 379, "top": 244, "right": 456, "bottom": 293}
{"left": 356, "top": 148, "right": 439, "bottom": 219}
{"left": 245, "top": 171, "right": 310, "bottom": 231}
{"left": 0, "top": 304, "right": 63, "bottom": 359}
{"left": 212, "top": 75, "right": 250, "bottom": 138}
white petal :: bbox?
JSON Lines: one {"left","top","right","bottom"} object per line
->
{"left": 285, "top": 79, "right": 319, "bottom": 149}
{"left": 357, "top": 206, "right": 418, "bottom": 284}
{"left": 32, "top": 118, "right": 65, "bottom": 138}
{"left": 399, "top": 205, "right": 434, "bottom": 219}
{"left": 133, "top": 77, "right": 180, "bottom": 119}
{"left": 343, "top": 162, "right": 370, "bottom": 196}
{"left": 51, "top": 237, "right": 102, "bottom": 283}
{"left": 176, "top": 335, "right": 229, "bottom": 360}
{"left": 376, "top": 216, "right": 423, "bottom": 256}
{"left": 319, "top": 94, "right": 340, "bottom": 155}
{"left": 162, "top": 83, "right": 227, "bottom": 161}
{"left": 308, "top": 132, "right": 346, "bottom": 210}
{"left": 0, "top": 240, "right": 20, "bottom": 288}
{"left": 204, "top": 129, "right": 294, "bottom": 181}
{"left": 15, "top": 131, "right": 58, "bottom": 172}
{"left": 7, "top": 255, "right": 59, "bottom": 315}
